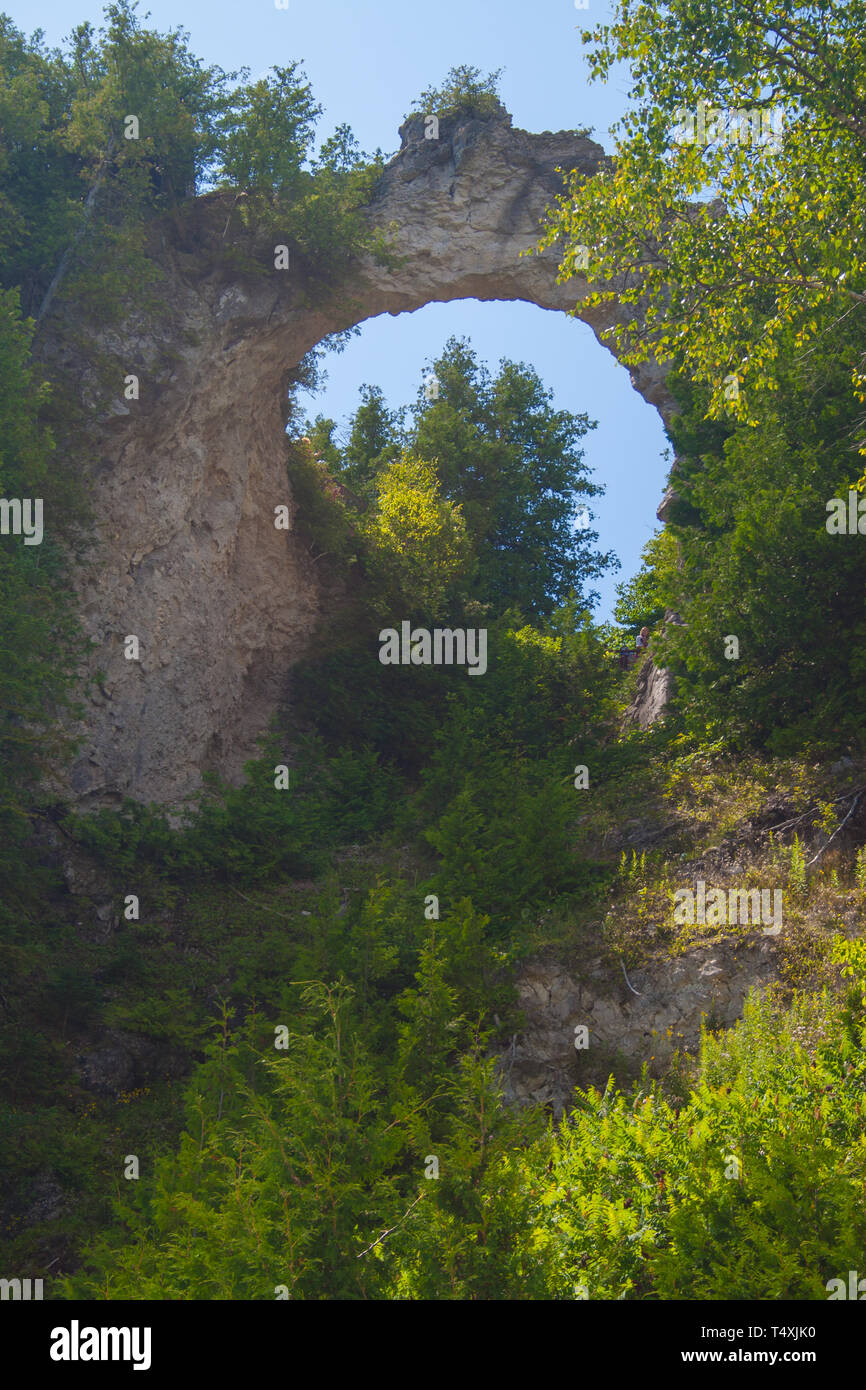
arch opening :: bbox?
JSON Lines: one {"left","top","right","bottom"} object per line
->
{"left": 296, "top": 297, "right": 669, "bottom": 620}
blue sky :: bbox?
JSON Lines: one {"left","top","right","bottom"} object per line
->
{"left": 8, "top": 0, "right": 671, "bottom": 618}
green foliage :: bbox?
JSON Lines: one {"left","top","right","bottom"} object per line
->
{"left": 424, "top": 756, "right": 581, "bottom": 926}
{"left": 489, "top": 966, "right": 866, "bottom": 1299}
{"left": 69, "top": 737, "right": 402, "bottom": 884}
{"left": 292, "top": 638, "right": 453, "bottom": 774}
{"left": 4, "top": 1, "right": 234, "bottom": 326}
{"left": 217, "top": 63, "right": 319, "bottom": 195}
{"left": 387, "top": 1051, "right": 554, "bottom": 1300}
{"left": 219, "top": 82, "right": 388, "bottom": 280}
{"left": 786, "top": 835, "right": 808, "bottom": 900}
{"left": 66, "top": 986, "right": 405, "bottom": 1299}
{"left": 357, "top": 451, "right": 472, "bottom": 618}
{"left": 315, "top": 338, "right": 616, "bottom": 620}
{"left": 0, "top": 291, "right": 84, "bottom": 913}
{"left": 285, "top": 436, "right": 359, "bottom": 563}
{"left": 410, "top": 339, "right": 614, "bottom": 617}
{"left": 614, "top": 528, "right": 675, "bottom": 631}
{"left": 405, "top": 613, "right": 615, "bottom": 928}
{"left": 65, "top": 919, "right": 537, "bottom": 1300}
{"left": 0, "top": 2, "right": 385, "bottom": 333}
{"left": 66, "top": 948, "right": 866, "bottom": 1300}
{"left": 539, "top": 0, "right": 866, "bottom": 431}
{"left": 8, "top": 0, "right": 866, "bottom": 1308}
{"left": 637, "top": 327, "right": 866, "bottom": 751}
{"left": 410, "top": 65, "right": 505, "bottom": 122}
{"left": 339, "top": 383, "right": 403, "bottom": 497}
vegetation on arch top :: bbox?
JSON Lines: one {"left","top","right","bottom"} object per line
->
{"left": 404, "top": 64, "right": 592, "bottom": 141}
{"left": 408, "top": 65, "right": 509, "bottom": 123}
{"left": 0, "top": 0, "right": 395, "bottom": 327}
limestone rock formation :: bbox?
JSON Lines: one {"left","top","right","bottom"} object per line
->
{"left": 622, "top": 609, "right": 685, "bottom": 732}
{"left": 499, "top": 933, "right": 779, "bottom": 1115}
{"left": 622, "top": 655, "right": 676, "bottom": 732}
{"left": 65, "top": 108, "right": 676, "bottom": 807}
{"left": 656, "top": 483, "right": 681, "bottom": 524}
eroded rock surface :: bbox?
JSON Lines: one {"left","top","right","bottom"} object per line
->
{"left": 65, "top": 109, "right": 675, "bottom": 807}
{"left": 499, "top": 934, "right": 779, "bottom": 1115}
{"left": 622, "top": 610, "right": 685, "bottom": 732}
{"left": 622, "top": 655, "right": 676, "bottom": 732}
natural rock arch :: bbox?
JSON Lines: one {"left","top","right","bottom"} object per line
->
{"left": 69, "top": 109, "right": 673, "bottom": 807}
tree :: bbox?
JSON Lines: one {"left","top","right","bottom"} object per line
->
{"left": 341, "top": 384, "right": 402, "bottom": 495}
{"left": 1, "top": 2, "right": 383, "bottom": 329}
{"left": 633, "top": 315, "right": 866, "bottom": 752}
{"left": 218, "top": 63, "right": 319, "bottom": 196}
{"left": 67, "top": 985, "right": 406, "bottom": 1300}
{"left": 614, "top": 528, "right": 675, "bottom": 632}
{"left": 410, "top": 65, "right": 505, "bottom": 122}
{"left": 216, "top": 67, "right": 387, "bottom": 275}
{"left": 34, "top": 1, "right": 232, "bottom": 325}
{"left": 0, "top": 290, "right": 83, "bottom": 914}
{"left": 409, "top": 338, "right": 614, "bottom": 617}
{"left": 308, "top": 342, "right": 614, "bottom": 617}
{"left": 358, "top": 451, "right": 472, "bottom": 618}
{"left": 387, "top": 1048, "right": 552, "bottom": 1300}
{"left": 538, "top": 0, "right": 866, "bottom": 438}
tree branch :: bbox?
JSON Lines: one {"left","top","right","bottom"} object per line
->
{"left": 356, "top": 1192, "right": 425, "bottom": 1258}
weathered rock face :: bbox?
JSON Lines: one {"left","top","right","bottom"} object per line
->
{"left": 621, "top": 611, "right": 686, "bottom": 732}
{"left": 499, "top": 933, "right": 779, "bottom": 1115}
{"left": 656, "top": 483, "right": 681, "bottom": 524}
{"left": 622, "top": 655, "right": 676, "bottom": 732}
{"left": 67, "top": 109, "right": 675, "bottom": 807}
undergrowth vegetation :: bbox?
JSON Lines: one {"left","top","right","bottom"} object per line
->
{"left": 2, "top": 10, "right": 866, "bottom": 1301}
